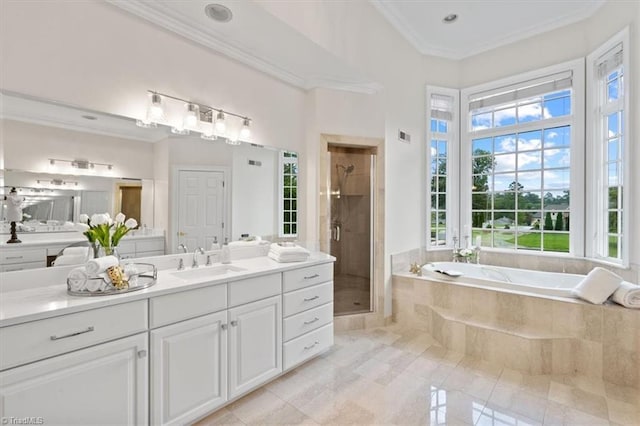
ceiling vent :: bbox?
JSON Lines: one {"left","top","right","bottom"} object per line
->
{"left": 204, "top": 4, "right": 233, "bottom": 23}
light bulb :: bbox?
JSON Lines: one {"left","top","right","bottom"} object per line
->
{"left": 240, "top": 118, "right": 251, "bottom": 140}
{"left": 147, "top": 93, "right": 165, "bottom": 122}
{"left": 215, "top": 111, "right": 226, "bottom": 134}
{"left": 183, "top": 103, "right": 199, "bottom": 128}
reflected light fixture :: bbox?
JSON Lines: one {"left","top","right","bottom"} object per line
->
{"left": 214, "top": 110, "right": 226, "bottom": 134}
{"left": 137, "top": 91, "right": 253, "bottom": 144}
{"left": 49, "top": 158, "right": 113, "bottom": 171}
{"left": 239, "top": 118, "right": 251, "bottom": 140}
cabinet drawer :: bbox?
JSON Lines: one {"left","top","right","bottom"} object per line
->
{"left": 283, "top": 263, "right": 333, "bottom": 292}
{"left": 150, "top": 284, "right": 227, "bottom": 328}
{"left": 283, "top": 323, "right": 333, "bottom": 371}
{"left": 0, "top": 248, "right": 45, "bottom": 265}
{"left": 284, "top": 302, "right": 333, "bottom": 342}
{"left": 136, "top": 239, "right": 164, "bottom": 253}
{"left": 283, "top": 281, "right": 333, "bottom": 317}
{"left": 0, "top": 261, "right": 46, "bottom": 272}
{"left": 228, "top": 273, "right": 281, "bottom": 307}
{"left": 0, "top": 300, "right": 148, "bottom": 371}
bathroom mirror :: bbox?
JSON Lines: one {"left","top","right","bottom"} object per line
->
{"left": 0, "top": 91, "right": 293, "bottom": 242}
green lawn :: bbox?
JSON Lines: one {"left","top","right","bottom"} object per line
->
{"left": 514, "top": 233, "right": 569, "bottom": 252}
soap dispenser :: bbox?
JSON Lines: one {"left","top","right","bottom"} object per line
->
{"left": 221, "top": 237, "right": 231, "bottom": 264}
{"left": 211, "top": 236, "right": 220, "bottom": 250}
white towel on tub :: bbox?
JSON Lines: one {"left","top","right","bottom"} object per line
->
{"left": 572, "top": 267, "right": 623, "bottom": 304}
{"left": 611, "top": 281, "right": 640, "bottom": 308}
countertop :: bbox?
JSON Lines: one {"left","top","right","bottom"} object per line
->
{"left": 0, "top": 230, "right": 165, "bottom": 248}
{"left": 0, "top": 252, "right": 335, "bottom": 327}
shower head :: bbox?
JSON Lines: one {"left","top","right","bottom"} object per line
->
{"left": 337, "top": 164, "right": 355, "bottom": 174}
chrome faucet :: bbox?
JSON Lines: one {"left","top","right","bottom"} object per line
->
{"left": 177, "top": 243, "right": 188, "bottom": 253}
{"left": 192, "top": 247, "right": 205, "bottom": 268}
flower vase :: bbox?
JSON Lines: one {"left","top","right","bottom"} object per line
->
{"left": 98, "top": 245, "right": 120, "bottom": 260}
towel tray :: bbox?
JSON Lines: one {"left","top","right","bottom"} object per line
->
{"left": 67, "top": 263, "right": 157, "bottom": 297}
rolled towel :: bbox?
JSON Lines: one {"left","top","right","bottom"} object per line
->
{"left": 67, "top": 267, "right": 88, "bottom": 292}
{"left": 86, "top": 255, "right": 119, "bottom": 275}
{"left": 611, "top": 281, "right": 640, "bottom": 308}
{"left": 572, "top": 267, "right": 623, "bottom": 304}
{"left": 53, "top": 254, "right": 88, "bottom": 267}
{"left": 62, "top": 246, "right": 91, "bottom": 257}
{"left": 85, "top": 277, "right": 103, "bottom": 292}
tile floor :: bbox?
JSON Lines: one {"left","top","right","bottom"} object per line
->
{"left": 195, "top": 325, "right": 640, "bottom": 425}
{"left": 334, "top": 273, "right": 371, "bottom": 315}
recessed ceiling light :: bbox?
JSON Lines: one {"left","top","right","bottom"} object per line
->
{"left": 205, "top": 4, "right": 233, "bottom": 23}
{"left": 443, "top": 13, "right": 458, "bottom": 23}
{"left": 81, "top": 115, "right": 97, "bottom": 120}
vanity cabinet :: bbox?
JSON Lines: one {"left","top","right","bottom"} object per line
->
{"left": 0, "top": 333, "right": 148, "bottom": 425}
{"left": 151, "top": 311, "right": 228, "bottom": 426}
{"left": 228, "top": 295, "right": 282, "bottom": 399}
{"left": 0, "top": 247, "right": 46, "bottom": 272}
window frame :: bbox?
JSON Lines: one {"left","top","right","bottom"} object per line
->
{"left": 586, "top": 28, "right": 630, "bottom": 266}
{"left": 278, "top": 150, "right": 298, "bottom": 238}
{"left": 425, "top": 85, "right": 460, "bottom": 250}
{"left": 459, "top": 59, "right": 585, "bottom": 256}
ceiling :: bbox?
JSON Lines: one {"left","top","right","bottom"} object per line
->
{"left": 371, "top": 0, "right": 606, "bottom": 59}
{"left": 106, "top": 0, "right": 382, "bottom": 94}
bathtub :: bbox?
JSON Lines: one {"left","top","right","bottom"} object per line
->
{"left": 421, "top": 261, "right": 584, "bottom": 298}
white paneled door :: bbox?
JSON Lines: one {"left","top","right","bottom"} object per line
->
{"left": 177, "top": 170, "right": 225, "bottom": 252}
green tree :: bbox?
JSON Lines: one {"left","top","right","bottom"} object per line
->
{"left": 471, "top": 150, "right": 495, "bottom": 228}
{"left": 544, "top": 212, "right": 554, "bottom": 230}
{"left": 554, "top": 213, "right": 564, "bottom": 231}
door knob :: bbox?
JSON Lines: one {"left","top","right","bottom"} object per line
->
{"left": 177, "top": 231, "right": 186, "bottom": 237}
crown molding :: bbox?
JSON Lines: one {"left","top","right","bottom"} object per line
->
{"left": 371, "top": 0, "right": 606, "bottom": 60}
{"left": 107, "top": 1, "right": 382, "bottom": 95}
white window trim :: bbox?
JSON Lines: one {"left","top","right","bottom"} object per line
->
{"left": 425, "top": 85, "right": 460, "bottom": 250}
{"left": 586, "top": 27, "right": 630, "bottom": 267}
{"left": 459, "top": 58, "right": 585, "bottom": 256}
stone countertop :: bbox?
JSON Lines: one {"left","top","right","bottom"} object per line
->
{"left": 0, "top": 230, "right": 165, "bottom": 248}
{"left": 0, "top": 252, "right": 335, "bottom": 327}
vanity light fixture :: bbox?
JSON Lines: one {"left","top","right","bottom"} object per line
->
{"left": 137, "top": 91, "right": 253, "bottom": 142}
{"left": 240, "top": 118, "right": 251, "bottom": 139}
{"left": 225, "top": 138, "right": 241, "bottom": 146}
{"left": 48, "top": 158, "right": 113, "bottom": 171}
{"left": 37, "top": 179, "right": 78, "bottom": 187}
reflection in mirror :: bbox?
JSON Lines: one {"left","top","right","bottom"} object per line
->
{"left": 0, "top": 91, "right": 299, "bottom": 243}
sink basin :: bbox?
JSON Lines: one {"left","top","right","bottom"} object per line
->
{"left": 170, "top": 265, "right": 247, "bottom": 280}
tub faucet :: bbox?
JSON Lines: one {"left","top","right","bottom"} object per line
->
{"left": 474, "top": 245, "right": 481, "bottom": 264}
{"left": 452, "top": 236, "right": 460, "bottom": 262}
{"left": 192, "top": 247, "right": 205, "bottom": 268}
{"left": 177, "top": 243, "right": 188, "bottom": 253}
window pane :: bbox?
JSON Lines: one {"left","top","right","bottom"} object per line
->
{"left": 608, "top": 112, "right": 619, "bottom": 136}
{"left": 495, "top": 106, "right": 516, "bottom": 127}
{"left": 430, "top": 119, "right": 437, "bottom": 132}
{"left": 608, "top": 211, "right": 618, "bottom": 233}
{"left": 437, "top": 140, "right": 447, "bottom": 156}
{"left": 608, "top": 163, "right": 619, "bottom": 186}
{"left": 517, "top": 230, "right": 541, "bottom": 251}
{"left": 518, "top": 102, "right": 542, "bottom": 123}
{"left": 495, "top": 230, "right": 515, "bottom": 248}
{"left": 544, "top": 96, "right": 571, "bottom": 118}
{"left": 494, "top": 134, "right": 516, "bottom": 154}
{"left": 472, "top": 137, "right": 492, "bottom": 154}
{"left": 544, "top": 126, "right": 571, "bottom": 148}
{"left": 544, "top": 148, "right": 570, "bottom": 168}
{"left": 438, "top": 194, "right": 446, "bottom": 209}
{"left": 608, "top": 139, "right": 619, "bottom": 161}
{"left": 518, "top": 152, "right": 542, "bottom": 171}
{"left": 544, "top": 168, "right": 570, "bottom": 189}
{"left": 471, "top": 211, "right": 489, "bottom": 228}
{"left": 472, "top": 112, "right": 492, "bottom": 130}
{"left": 494, "top": 154, "right": 516, "bottom": 172}
{"left": 518, "top": 192, "right": 542, "bottom": 210}
{"left": 494, "top": 173, "right": 516, "bottom": 191}
{"left": 438, "top": 120, "right": 448, "bottom": 133}
{"left": 543, "top": 232, "right": 570, "bottom": 252}
{"left": 472, "top": 193, "right": 490, "bottom": 209}
{"left": 493, "top": 192, "right": 516, "bottom": 211}
{"left": 608, "top": 78, "right": 619, "bottom": 102}
{"left": 472, "top": 174, "right": 490, "bottom": 192}
{"left": 518, "top": 171, "right": 541, "bottom": 190}
{"left": 517, "top": 130, "right": 542, "bottom": 151}
{"left": 609, "top": 187, "right": 618, "bottom": 209}
{"left": 609, "top": 235, "right": 618, "bottom": 258}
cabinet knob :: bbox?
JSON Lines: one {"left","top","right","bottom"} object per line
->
{"left": 221, "top": 323, "right": 228, "bottom": 330}
{"left": 230, "top": 320, "right": 238, "bottom": 327}
{"left": 137, "top": 350, "right": 147, "bottom": 359}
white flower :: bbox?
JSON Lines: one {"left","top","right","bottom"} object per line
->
{"left": 79, "top": 214, "right": 89, "bottom": 224}
{"left": 75, "top": 223, "right": 90, "bottom": 232}
{"left": 115, "top": 212, "right": 126, "bottom": 224}
{"left": 124, "top": 218, "right": 138, "bottom": 229}
{"left": 459, "top": 248, "right": 473, "bottom": 257}
{"left": 90, "top": 213, "right": 108, "bottom": 225}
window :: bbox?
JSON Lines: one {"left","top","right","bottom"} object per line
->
{"left": 461, "top": 60, "right": 584, "bottom": 254}
{"left": 587, "top": 29, "right": 629, "bottom": 264}
{"left": 426, "top": 87, "right": 459, "bottom": 248}
{"left": 279, "top": 151, "right": 298, "bottom": 237}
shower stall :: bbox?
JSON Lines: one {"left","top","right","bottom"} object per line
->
{"left": 328, "top": 145, "right": 374, "bottom": 315}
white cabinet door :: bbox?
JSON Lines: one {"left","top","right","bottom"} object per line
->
{"left": 151, "top": 311, "right": 228, "bottom": 426}
{"left": 0, "top": 333, "right": 148, "bottom": 425}
{"left": 228, "top": 295, "right": 282, "bottom": 399}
